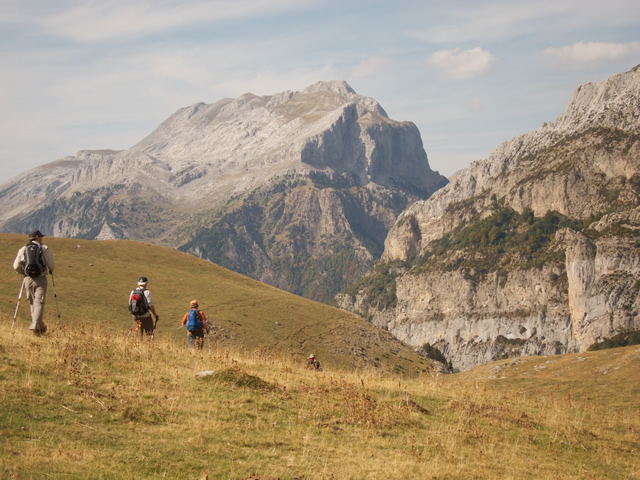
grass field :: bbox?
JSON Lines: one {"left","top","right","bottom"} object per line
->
{"left": 1, "top": 234, "right": 639, "bottom": 479}
{"left": 0, "top": 234, "right": 431, "bottom": 376}
{"left": 0, "top": 322, "right": 638, "bottom": 479}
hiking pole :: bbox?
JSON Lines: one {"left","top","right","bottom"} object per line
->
{"left": 126, "top": 321, "right": 137, "bottom": 338}
{"left": 11, "top": 277, "right": 26, "bottom": 330}
{"left": 151, "top": 316, "right": 159, "bottom": 340}
{"left": 206, "top": 320, "right": 212, "bottom": 353}
{"left": 50, "top": 271, "right": 61, "bottom": 320}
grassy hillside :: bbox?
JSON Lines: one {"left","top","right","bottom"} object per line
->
{"left": 0, "top": 234, "right": 430, "bottom": 375}
{"left": 0, "top": 321, "right": 638, "bottom": 479}
{"left": 2, "top": 234, "right": 639, "bottom": 479}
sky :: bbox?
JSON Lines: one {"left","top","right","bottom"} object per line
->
{"left": 1, "top": 0, "right": 639, "bottom": 185}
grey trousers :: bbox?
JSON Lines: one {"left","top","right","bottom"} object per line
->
{"left": 25, "top": 275, "right": 48, "bottom": 332}
{"left": 187, "top": 332, "right": 205, "bottom": 349}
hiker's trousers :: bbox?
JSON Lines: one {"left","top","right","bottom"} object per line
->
{"left": 133, "top": 314, "right": 154, "bottom": 337}
{"left": 187, "top": 332, "right": 205, "bottom": 349}
{"left": 25, "top": 275, "right": 47, "bottom": 332}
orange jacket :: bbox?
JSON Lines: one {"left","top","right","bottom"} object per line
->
{"left": 181, "top": 310, "right": 210, "bottom": 333}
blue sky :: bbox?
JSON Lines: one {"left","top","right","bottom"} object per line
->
{"left": 1, "top": 0, "right": 639, "bottom": 184}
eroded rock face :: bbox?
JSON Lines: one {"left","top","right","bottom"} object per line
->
{"left": 0, "top": 81, "right": 446, "bottom": 301}
{"left": 340, "top": 213, "right": 640, "bottom": 371}
{"left": 341, "top": 65, "right": 640, "bottom": 370}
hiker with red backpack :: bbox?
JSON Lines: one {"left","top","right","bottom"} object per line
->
{"left": 181, "top": 300, "right": 210, "bottom": 349}
{"left": 306, "top": 354, "right": 321, "bottom": 370}
{"left": 128, "top": 276, "right": 159, "bottom": 338}
{"left": 12, "top": 230, "right": 55, "bottom": 335}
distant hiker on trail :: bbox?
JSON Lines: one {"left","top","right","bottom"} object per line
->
{"left": 128, "top": 276, "right": 159, "bottom": 338}
{"left": 181, "top": 300, "right": 210, "bottom": 350}
{"left": 306, "top": 354, "right": 321, "bottom": 370}
{"left": 13, "top": 229, "right": 55, "bottom": 336}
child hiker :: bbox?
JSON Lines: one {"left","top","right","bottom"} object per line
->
{"left": 181, "top": 300, "right": 210, "bottom": 349}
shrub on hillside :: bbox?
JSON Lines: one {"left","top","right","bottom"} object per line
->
{"left": 412, "top": 205, "right": 582, "bottom": 276}
{"left": 587, "top": 330, "right": 640, "bottom": 351}
{"left": 422, "top": 342, "right": 448, "bottom": 365}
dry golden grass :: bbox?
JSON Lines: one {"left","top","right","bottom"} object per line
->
{"left": 0, "top": 319, "right": 638, "bottom": 479}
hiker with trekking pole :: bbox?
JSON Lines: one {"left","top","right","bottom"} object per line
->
{"left": 181, "top": 300, "right": 210, "bottom": 350}
{"left": 12, "top": 229, "right": 56, "bottom": 335}
{"left": 127, "top": 276, "right": 159, "bottom": 339}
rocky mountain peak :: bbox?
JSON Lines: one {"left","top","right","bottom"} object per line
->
{"left": 553, "top": 64, "right": 640, "bottom": 133}
{"left": 383, "top": 64, "right": 640, "bottom": 262}
{"left": 303, "top": 79, "right": 356, "bottom": 96}
{"left": 0, "top": 80, "right": 445, "bottom": 303}
{"left": 117, "top": 80, "right": 437, "bottom": 203}
{"left": 298, "top": 80, "right": 388, "bottom": 117}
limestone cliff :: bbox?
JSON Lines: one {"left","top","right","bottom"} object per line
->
{"left": 338, "top": 65, "right": 640, "bottom": 370}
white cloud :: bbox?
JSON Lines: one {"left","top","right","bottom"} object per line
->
{"left": 426, "top": 47, "right": 494, "bottom": 79}
{"left": 410, "top": 0, "right": 640, "bottom": 44}
{"left": 544, "top": 41, "right": 640, "bottom": 68}
{"left": 350, "top": 56, "right": 392, "bottom": 78}
{"left": 412, "top": 2, "right": 565, "bottom": 43}
{"left": 17, "top": 0, "right": 318, "bottom": 43}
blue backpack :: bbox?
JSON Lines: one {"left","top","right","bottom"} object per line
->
{"left": 186, "top": 309, "right": 202, "bottom": 331}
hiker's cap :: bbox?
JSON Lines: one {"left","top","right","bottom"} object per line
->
{"left": 190, "top": 300, "right": 198, "bottom": 308}
{"left": 309, "top": 354, "right": 315, "bottom": 359}
{"left": 28, "top": 229, "right": 44, "bottom": 239}
{"left": 137, "top": 276, "right": 148, "bottom": 286}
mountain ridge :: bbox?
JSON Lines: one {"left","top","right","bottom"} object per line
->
{"left": 383, "top": 64, "right": 640, "bottom": 262}
{"left": 0, "top": 80, "right": 446, "bottom": 302}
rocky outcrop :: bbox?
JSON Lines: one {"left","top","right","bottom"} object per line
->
{"left": 0, "top": 81, "right": 446, "bottom": 302}
{"left": 340, "top": 65, "right": 640, "bottom": 370}
{"left": 341, "top": 214, "right": 640, "bottom": 371}
{"left": 563, "top": 211, "right": 640, "bottom": 349}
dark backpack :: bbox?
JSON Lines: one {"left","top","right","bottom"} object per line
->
{"left": 24, "top": 242, "right": 46, "bottom": 277}
{"left": 129, "top": 288, "right": 149, "bottom": 316}
{"left": 186, "top": 309, "right": 202, "bottom": 332}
